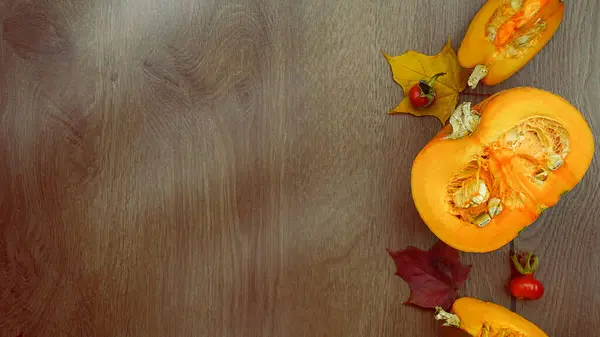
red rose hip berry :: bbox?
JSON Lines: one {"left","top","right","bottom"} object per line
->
{"left": 509, "top": 252, "right": 545, "bottom": 300}
{"left": 408, "top": 72, "right": 446, "bottom": 109}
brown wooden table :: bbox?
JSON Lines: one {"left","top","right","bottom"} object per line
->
{"left": 1, "top": 0, "right": 598, "bottom": 336}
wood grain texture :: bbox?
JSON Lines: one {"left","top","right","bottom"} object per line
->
{"left": 0, "top": 0, "right": 597, "bottom": 336}
{"left": 512, "top": 1, "right": 600, "bottom": 335}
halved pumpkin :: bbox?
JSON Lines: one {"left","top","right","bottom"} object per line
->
{"left": 458, "top": 0, "right": 565, "bottom": 87}
{"left": 435, "top": 297, "right": 548, "bottom": 336}
{"left": 411, "top": 87, "right": 594, "bottom": 252}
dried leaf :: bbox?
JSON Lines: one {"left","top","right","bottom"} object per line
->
{"left": 383, "top": 40, "right": 469, "bottom": 124}
{"left": 387, "top": 241, "right": 471, "bottom": 310}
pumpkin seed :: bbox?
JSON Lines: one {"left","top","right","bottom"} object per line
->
{"left": 534, "top": 19, "right": 547, "bottom": 32}
{"left": 487, "top": 198, "right": 503, "bottom": 218}
{"left": 452, "top": 179, "right": 489, "bottom": 208}
{"left": 514, "top": 35, "right": 531, "bottom": 47}
{"left": 505, "top": 45, "right": 518, "bottom": 57}
{"left": 534, "top": 168, "right": 548, "bottom": 182}
{"left": 481, "top": 322, "right": 491, "bottom": 337}
{"left": 511, "top": 0, "right": 523, "bottom": 10}
{"left": 547, "top": 153, "right": 564, "bottom": 170}
{"left": 487, "top": 26, "right": 497, "bottom": 42}
{"left": 474, "top": 214, "right": 492, "bottom": 227}
{"left": 471, "top": 180, "right": 490, "bottom": 205}
{"left": 504, "top": 127, "right": 525, "bottom": 147}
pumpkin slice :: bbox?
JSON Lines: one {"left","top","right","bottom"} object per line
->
{"left": 411, "top": 87, "right": 594, "bottom": 252}
{"left": 458, "top": 0, "right": 564, "bottom": 87}
{"left": 435, "top": 297, "right": 548, "bottom": 337}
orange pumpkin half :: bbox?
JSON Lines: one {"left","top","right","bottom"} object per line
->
{"left": 458, "top": 0, "right": 565, "bottom": 87}
{"left": 411, "top": 87, "right": 594, "bottom": 252}
{"left": 435, "top": 297, "right": 548, "bottom": 337}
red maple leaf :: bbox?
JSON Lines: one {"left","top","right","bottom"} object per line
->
{"left": 387, "top": 241, "right": 471, "bottom": 310}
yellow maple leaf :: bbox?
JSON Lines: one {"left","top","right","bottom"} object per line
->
{"left": 383, "top": 40, "right": 469, "bottom": 124}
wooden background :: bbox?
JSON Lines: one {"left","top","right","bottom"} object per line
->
{"left": 1, "top": 0, "right": 598, "bottom": 336}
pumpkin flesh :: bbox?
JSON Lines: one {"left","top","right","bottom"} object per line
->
{"left": 411, "top": 87, "right": 594, "bottom": 252}
{"left": 452, "top": 297, "right": 549, "bottom": 337}
{"left": 458, "top": 0, "right": 564, "bottom": 86}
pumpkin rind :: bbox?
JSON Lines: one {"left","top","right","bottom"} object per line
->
{"left": 411, "top": 87, "right": 594, "bottom": 252}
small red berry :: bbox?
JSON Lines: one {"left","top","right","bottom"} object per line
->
{"left": 408, "top": 72, "right": 446, "bottom": 109}
{"left": 509, "top": 252, "right": 544, "bottom": 300}
{"left": 510, "top": 274, "right": 545, "bottom": 300}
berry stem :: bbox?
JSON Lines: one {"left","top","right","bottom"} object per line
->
{"left": 525, "top": 252, "right": 533, "bottom": 270}
{"left": 426, "top": 72, "right": 446, "bottom": 87}
{"left": 512, "top": 251, "right": 539, "bottom": 275}
{"left": 512, "top": 254, "right": 526, "bottom": 274}
{"left": 530, "top": 255, "right": 539, "bottom": 271}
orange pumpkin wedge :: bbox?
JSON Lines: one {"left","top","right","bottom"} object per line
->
{"left": 435, "top": 297, "right": 548, "bottom": 337}
{"left": 411, "top": 87, "right": 594, "bottom": 252}
{"left": 458, "top": 0, "right": 564, "bottom": 87}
